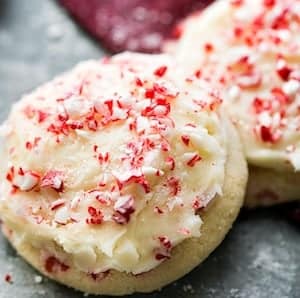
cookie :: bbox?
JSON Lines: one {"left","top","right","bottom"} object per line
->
{"left": 0, "top": 53, "right": 247, "bottom": 295}
{"left": 59, "top": 0, "right": 213, "bottom": 53}
{"left": 246, "top": 166, "right": 300, "bottom": 208}
{"left": 170, "top": 0, "right": 300, "bottom": 207}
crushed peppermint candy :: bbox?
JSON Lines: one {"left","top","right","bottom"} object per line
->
{"left": 4, "top": 274, "right": 13, "bottom": 284}
{"left": 174, "top": 0, "right": 300, "bottom": 173}
{"left": 10, "top": 168, "right": 40, "bottom": 192}
{"left": 86, "top": 206, "right": 104, "bottom": 225}
{"left": 40, "top": 171, "right": 64, "bottom": 192}
{"left": 54, "top": 206, "right": 70, "bottom": 224}
{"left": 45, "top": 256, "right": 69, "bottom": 273}
{"left": 0, "top": 53, "right": 226, "bottom": 274}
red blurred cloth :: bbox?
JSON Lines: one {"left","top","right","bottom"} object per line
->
{"left": 59, "top": 0, "right": 213, "bottom": 53}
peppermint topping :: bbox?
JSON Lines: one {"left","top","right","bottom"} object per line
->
{"left": 54, "top": 206, "right": 70, "bottom": 224}
{"left": 263, "top": 0, "right": 276, "bottom": 8}
{"left": 112, "top": 195, "right": 135, "bottom": 225}
{"left": 45, "top": 256, "right": 69, "bottom": 273}
{"left": 276, "top": 59, "right": 292, "bottom": 81}
{"left": 204, "top": 43, "right": 214, "bottom": 53}
{"left": 50, "top": 199, "right": 66, "bottom": 210}
{"left": 114, "top": 171, "right": 151, "bottom": 193}
{"left": 155, "top": 235, "right": 172, "bottom": 261}
{"left": 25, "top": 137, "right": 41, "bottom": 150}
{"left": 154, "top": 66, "right": 168, "bottom": 77}
{"left": 86, "top": 206, "right": 104, "bottom": 225}
{"left": 176, "top": 0, "right": 300, "bottom": 170}
{"left": 167, "top": 177, "right": 181, "bottom": 196}
{"left": 230, "top": 0, "right": 244, "bottom": 6}
{"left": 11, "top": 168, "right": 40, "bottom": 192}
{"left": 1, "top": 54, "right": 226, "bottom": 274}
{"left": 40, "top": 171, "right": 64, "bottom": 192}
{"left": 185, "top": 153, "right": 202, "bottom": 167}
{"left": 230, "top": 1, "right": 300, "bottom": 148}
{"left": 181, "top": 135, "right": 190, "bottom": 146}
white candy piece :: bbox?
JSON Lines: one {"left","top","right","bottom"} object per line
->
{"left": 13, "top": 171, "right": 39, "bottom": 191}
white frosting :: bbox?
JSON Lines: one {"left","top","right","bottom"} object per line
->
{"left": 0, "top": 53, "right": 226, "bottom": 275}
{"left": 173, "top": 0, "right": 300, "bottom": 171}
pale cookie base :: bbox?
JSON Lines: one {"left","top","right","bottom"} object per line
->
{"left": 1, "top": 118, "right": 247, "bottom": 296}
{"left": 245, "top": 167, "right": 300, "bottom": 208}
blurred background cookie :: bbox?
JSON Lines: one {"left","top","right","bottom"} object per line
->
{"left": 0, "top": 52, "right": 247, "bottom": 295}
{"left": 169, "top": 0, "right": 300, "bottom": 207}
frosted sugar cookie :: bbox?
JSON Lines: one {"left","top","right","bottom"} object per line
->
{"left": 172, "top": 0, "right": 300, "bottom": 207}
{"left": 0, "top": 53, "right": 247, "bottom": 295}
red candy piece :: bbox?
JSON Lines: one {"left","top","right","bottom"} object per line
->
{"left": 59, "top": 0, "right": 213, "bottom": 53}
{"left": 45, "top": 256, "right": 69, "bottom": 273}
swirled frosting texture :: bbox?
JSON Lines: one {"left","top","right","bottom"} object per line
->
{"left": 0, "top": 53, "right": 226, "bottom": 275}
{"left": 174, "top": 0, "right": 300, "bottom": 171}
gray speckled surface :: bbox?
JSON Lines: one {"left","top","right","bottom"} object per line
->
{"left": 0, "top": 1, "right": 299, "bottom": 297}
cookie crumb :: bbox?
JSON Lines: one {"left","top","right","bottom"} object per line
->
{"left": 182, "top": 283, "right": 195, "bottom": 293}
{"left": 34, "top": 275, "right": 43, "bottom": 283}
{"left": 47, "top": 24, "right": 64, "bottom": 41}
